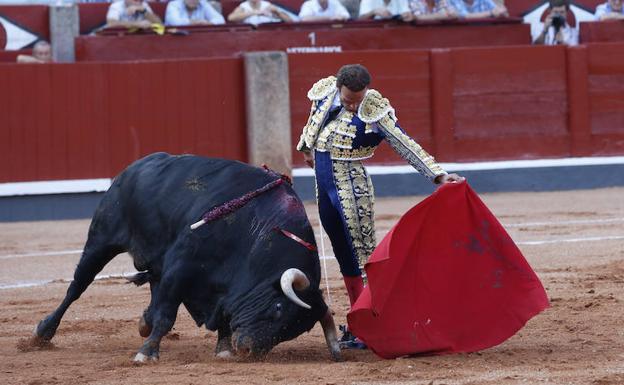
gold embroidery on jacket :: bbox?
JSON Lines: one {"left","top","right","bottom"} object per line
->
{"left": 330, "top": 146, "right": 376, "bottom": 160}
{"left": 307, "top": 76, "right": 337, "bottom": 100}
{"left": 332, "top": 160, "right": 376, "bottom": 272}
{"left": 297, "top": 76, "right": 339, "bottom": 151}
{"left": 358, "top": 89, "right": 396, "bottom": 123}
{"left": 297, "top": 95, "right": 335, "bottom": 151}
{"left": 377, "top": 114, "right": 445, "bottom": 180}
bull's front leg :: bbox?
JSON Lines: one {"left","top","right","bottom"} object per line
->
{"left": 133, "top": 273, "right": 181, "bottom": 363}
{"left": 134, "top": 307, "right": 177, "bottom": 363}
{"left": 215, "top": 324, "right": 234, "bottom": 359}
{"left": 138, "top": 281, "right": 159, "bottom": 337}
{"left": 134, "top": 303, "right": 178, "bottom": 363}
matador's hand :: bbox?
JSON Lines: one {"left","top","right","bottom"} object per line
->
{"left": 435, "top": 173, "right": 465, "bottom": 184}
{"left": 303, "top": 152, "right": 314, "bottom": 168}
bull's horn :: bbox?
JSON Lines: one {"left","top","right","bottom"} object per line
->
{"left": 320, "top": 308, "right": 342, "bottom": 361}
{"left": 280, "top": 268, "right": 311, "bottom": 309}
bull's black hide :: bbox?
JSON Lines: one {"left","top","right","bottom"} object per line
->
{"left": 33, "top": 153, "right": 340, "bottom": 362}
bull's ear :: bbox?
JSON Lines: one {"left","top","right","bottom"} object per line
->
{"left": 272, "top": 277, "right": 283, "bottom": 291}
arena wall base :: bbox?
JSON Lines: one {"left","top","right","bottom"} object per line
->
{"left": 1, "top": 160, "right": 623, "bottom": 222}
{"left": 0, "top": 192, "right": 103, "bottom": 222}
{"left": 291, "top": 163, "right": 624, "bottom": 201}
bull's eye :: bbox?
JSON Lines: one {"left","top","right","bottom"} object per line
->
{"left": 274, "top": 303, "right": 282, "bottom": 320}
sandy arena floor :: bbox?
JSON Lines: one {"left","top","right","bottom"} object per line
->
{"left": 1, "top": 187, "right": 623, "bottom": 385}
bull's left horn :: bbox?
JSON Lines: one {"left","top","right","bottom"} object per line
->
{"left": 280, "top": 268, "right": 311, "bottom": 309}
{"left": 320, "top": 309, "right": 342, "bottom": 362}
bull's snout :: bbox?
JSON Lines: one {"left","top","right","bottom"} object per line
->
{"left": 232, "top": 332, "right": 269, "bottom": 360}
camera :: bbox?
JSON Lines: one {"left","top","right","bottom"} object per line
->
{"left": 551, "top": 15, "right": 565, "bottom": 31}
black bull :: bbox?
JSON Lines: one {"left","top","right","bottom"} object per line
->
{"left": 32, "top": 153, "right": 341, "bottom": 362}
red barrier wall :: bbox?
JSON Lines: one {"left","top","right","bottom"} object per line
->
{"left": 75, "top": 20, "right": 529, "bottom": 61}
{"left": 587, "top": 43, "right": 624, "bottom": 154}
{"left": 2, "top": 44, "right": 624, "bottom": 183}
{"left": 288, "top": 44, "right": 624, "bottom": 167}
{"left": 0, "top": 58, "right": 247, "bottom": 183}
{"left": 437, "top": 45, "right": 570, "bottom": 161}
{"left": 0, "top": 48, "right": 31, "bottom": 63}
{"left": 580, "top": 21, "right": 624, "bottom": 44}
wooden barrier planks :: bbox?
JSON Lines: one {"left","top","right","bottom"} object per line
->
{"left": 0, "top": 58, "right": 247, "bottom": 183}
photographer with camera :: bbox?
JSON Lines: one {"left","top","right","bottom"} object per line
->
{"left": 532, "top": 0, "right": 578, "bottom": 45}
{"left": 107, "top": 0, "right": 162, "bottom": 29}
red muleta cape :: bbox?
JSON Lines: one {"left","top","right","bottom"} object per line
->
{"left": 347, "top": 181, "right": 549, "bottom": 359}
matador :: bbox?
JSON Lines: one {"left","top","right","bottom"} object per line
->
{"left": 297, "top": 64, "right": 464, "bottom": 323}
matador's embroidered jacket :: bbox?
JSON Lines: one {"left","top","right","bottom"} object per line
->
{"left": 296, "top": 76, "right": 447, "bottom": 180}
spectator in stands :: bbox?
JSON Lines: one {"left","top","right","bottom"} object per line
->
{"left": 106, "top": 0, "right": 162, "bottom": 29}
{"left": 532, "top": 0, "right": 578, "bottom": 45}
{"left": 299, "top": 0, "right": 351, "bottom": 21}
{"left": 595, "top": 0, "right": 624, "bottom": 20}
{"left": 449, "top": 0, "right": 508, "bottom": 19}
{"left": 228, "top": 0, "right": 294, "bottom": 24}
{"left": 16, "top": 41, "right": 52, "bottom": 64}
{"left": 409, "top": 0, "right": 457, "bottom": 21}
{"left": 165, "top": 0, "right": 225, "bottom": 25}
{"left": 359, "top": 0, "right": 413, "bottom": 21}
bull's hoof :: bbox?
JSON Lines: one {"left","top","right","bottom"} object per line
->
{"left": 216, "top": 350, "right": 234, "bottom": 359}
{"left": 133, "top": 352, "right": 158, "bottom": 363}
{"left": 330, "top": 349, "right": 344, "bottom": 362}
{"left": 34, "top": 317, "right": 59, "bottom": 341}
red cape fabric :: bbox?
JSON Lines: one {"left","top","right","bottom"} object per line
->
{"left": 347, "top": 182, "right": 549, "bottom": 359}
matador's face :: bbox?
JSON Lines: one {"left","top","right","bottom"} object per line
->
{"left": 339, "top": 86, "right": 368, "bottom": 113}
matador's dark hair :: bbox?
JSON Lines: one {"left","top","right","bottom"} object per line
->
{"left": 336, "top": 64, "right": 371, "bottom": 92}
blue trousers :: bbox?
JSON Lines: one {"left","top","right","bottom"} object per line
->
{"left": 314, "top": 151, "right": 376, "bottom": 277}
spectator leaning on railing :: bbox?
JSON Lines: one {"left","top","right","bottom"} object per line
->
{"left": 165, "top": 0, "right": 225, "bottom": 26}
{"left": 594, "top": 0, "right": 624, "bottom": 20}
{"left": 299, "top": 0, "right": 351, "bottom": 21}
{"left": 449, "top": 0, "right": 508, "bottom": 19}
{"left": 106, "top": 0, "right": 162, "bottom": 29}
{"left": 17, "top": 41, "right": 52, "bottom": 64}
{"left": 228, "top": 0, "right": 294, "bottom": 24}
{"left": 359, "top": 0, "right": 413, "bottom": 21}
{"left": 532, "top": 0, "right": 578, "bottom": 45}
{"left": 409, "top": 0, "right": 457, "bottom": 21}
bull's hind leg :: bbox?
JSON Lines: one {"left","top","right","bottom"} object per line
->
{"left": 33, "top": 242, "right": 123, "bottom": 343}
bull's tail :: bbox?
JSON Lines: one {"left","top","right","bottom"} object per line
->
{"left": 126, "top": 271, "right": 151, "bottom": 286}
